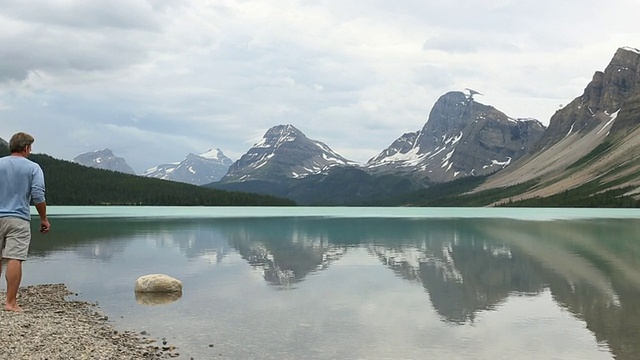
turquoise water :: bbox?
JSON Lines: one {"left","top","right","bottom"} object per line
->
{"left": 17, "top": 206, "right": 640, "bottom": 359}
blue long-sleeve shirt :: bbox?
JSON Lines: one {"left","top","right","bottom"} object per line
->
{"left": 0, "top": 155, "right": 46, "bottom": 221}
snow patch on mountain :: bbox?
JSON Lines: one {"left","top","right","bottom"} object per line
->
{"left": 622, "top": 46, "right": 640, "bottom": 55}
{"left": 596, "top": 109, "right": 620, "bottom": 135}
{"left": 483, "top": 157, "right": 511, "bottom": 169}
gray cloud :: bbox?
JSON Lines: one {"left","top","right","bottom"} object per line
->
{"left": 0, "top": 31, "right": 152, "bottom": 81}
{"left": 1, "top": 0, "right": 639, "bottom": 171}
{"left": 0, "top": 0, "right": 163, "bottom": 31}
{"left": 0, "top": 1, "right": 162, "bottom": 82}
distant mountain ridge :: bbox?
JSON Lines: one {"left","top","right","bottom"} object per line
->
{"left": 213, "top": 92, "right": 547, "bottom": 204}
{"left": 144, "top": 148, "right": 233, "bottom": 185}
{"left": 73, "top": 149, "right": 136, "bottom": 175}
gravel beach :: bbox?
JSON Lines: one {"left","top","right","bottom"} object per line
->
{"left": 0, "top": 284, "right": 180, "bottom": 359}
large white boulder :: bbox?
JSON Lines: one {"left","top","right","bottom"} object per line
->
{"left": 135, "top": 274, "right": 183, "bottom": 293}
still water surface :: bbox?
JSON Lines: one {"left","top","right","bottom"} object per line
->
{"left": 18, "top": 206, "right": 640, "bottom": 359}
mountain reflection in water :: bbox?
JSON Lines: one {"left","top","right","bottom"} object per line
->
{"left": 27, "top": 214, "right": 640, "bottom": 360}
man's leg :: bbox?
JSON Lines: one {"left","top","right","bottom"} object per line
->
{"left": 2, "top": 218, "right": 30, "bottom": 312}
{"left": 4, "top": 258, "right": 23, "bottom": 312}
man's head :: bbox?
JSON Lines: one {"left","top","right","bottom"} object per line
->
{"left": 9, "top": 132, "right": 35, "bottom": 154}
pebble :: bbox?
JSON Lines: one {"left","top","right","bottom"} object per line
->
{"left": 0, "top": 284, "right": 181, "bottom": 359}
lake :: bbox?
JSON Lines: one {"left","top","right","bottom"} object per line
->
{"left": 17, "top": 206, "right": 640, "bottom": 359}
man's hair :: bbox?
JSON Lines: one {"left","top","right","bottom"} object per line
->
{"left": 9, "top": 132, "right": 35, "bottom": 153}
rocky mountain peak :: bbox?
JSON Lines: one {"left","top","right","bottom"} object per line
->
{"left": 607, "top": 47, "right": 640, "bottom": 133}
{"left": 366, "top": 90, "right": 545, "bottom": 182}
{"left": 419, "top": 91, "right": 473, "bottom": 137}
{"left": 254, "top": 124, "right": 305, "bottom": 149}
{"left": 534, "top": 46, "right": 640, "bottom": 150}
{"left": 220, "top": 124, "right": 355, "bottom": 183}
{"left": 74, "top": 148, "right": 136, "bottom": 175}
{"left": 597, "top": 46, "right": 640, "bottom": 113}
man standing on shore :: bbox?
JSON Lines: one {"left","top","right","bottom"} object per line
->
{"left": 0, "top": 132, "right": 50, "bottom": 312}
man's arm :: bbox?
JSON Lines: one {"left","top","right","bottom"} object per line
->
{"left": 31, "top": 164, "right": 50, "bottom": 234}
{"left": 34, "top": 201, "right": 49, "bottom": 234}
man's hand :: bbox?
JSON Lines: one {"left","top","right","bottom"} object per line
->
{"left": 40, "top": 219, "right": 50, "bottom": 234}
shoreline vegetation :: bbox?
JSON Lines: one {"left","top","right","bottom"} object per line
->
{"left": 0, "top": 284, "right": 180, "bottom": 359}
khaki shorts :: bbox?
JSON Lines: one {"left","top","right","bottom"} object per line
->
{"left": 0, "top": 217, "right": 31, "bottom": 261}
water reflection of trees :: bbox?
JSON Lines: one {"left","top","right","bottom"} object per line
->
{"left": 30, "top": 218, "right": 235, "bottom": 262}
{"left": 371, "top": 218, "right": 640, "bottom": 360}
{"left": 29, "top": 218, "right": 136, "bottom": 261}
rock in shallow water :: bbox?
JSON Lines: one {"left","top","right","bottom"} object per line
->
{"left": 135, "top": 274, "right": 183, "bottom": 293}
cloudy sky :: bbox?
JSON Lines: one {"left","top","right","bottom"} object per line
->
{"left": 1, "top": 0, "right": 639, "bottom": 173}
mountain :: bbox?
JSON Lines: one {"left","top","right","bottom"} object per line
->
{"left": 472, "top": 46, "right": 640, "bottom": 205}
{"left": 74, "top": 149, "right": 136, "bottom": 175}
{"left": 365, "top": 91, "right": 546, "bottom": 183}
{"left": 212, "top": 97, "right": 547, "bottom": 204}
{"left": 144, "top": 148, "right": 233, "bottom": 185}
{"left": 212, "top": 124, "right": 415, "bottom": 204}
{"left": 220, "top": 124, "right": 357, "bottom": 183}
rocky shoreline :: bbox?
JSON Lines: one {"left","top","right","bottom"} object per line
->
{"left": 0, "top": 284, "right": 180, "bottom": 359}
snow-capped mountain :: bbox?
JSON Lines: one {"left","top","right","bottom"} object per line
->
{"left": 144, "top": 148, "right": 233, "bottom": 185}
{"left": 73, "top": 149, "right": 136, "bottom": 175}
{"left": 220, "top": 124, "right": 356, "bottom": 183}
{"left": 365, "top": 91, "right": 546, "bottom": 182}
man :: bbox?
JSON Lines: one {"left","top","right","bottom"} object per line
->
{"left": 0, "top": 132, "right": 50, "bottom": 312}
